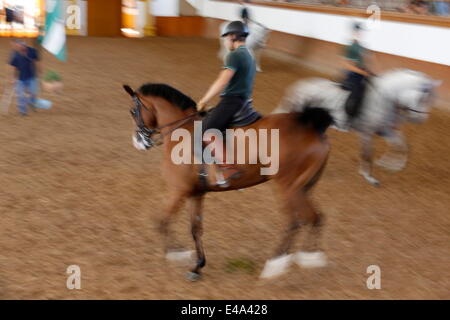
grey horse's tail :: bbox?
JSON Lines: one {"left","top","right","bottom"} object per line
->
{"left": 297, "top": 105, "right": 334, "bottom": 135}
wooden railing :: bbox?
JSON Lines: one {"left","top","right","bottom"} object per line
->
{"left": 215, "top": 0, "right": 450, "bottom": 27}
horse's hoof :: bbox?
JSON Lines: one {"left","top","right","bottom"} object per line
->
{"left": 363, "top": 176, "right": 380, "bottom": 186}
{"left": 359, "top": 169, "right": 381, "bottom": 186}
{"left": 294, "top": 251, "right": 328, "bottom": 268}
{"left": 259, "top": 254, "right": 293, "bottom": 279}
{"left": 166, "top": 249, "right": 195, "bottom": 266}
{"left": 186, "top": 271, "right": 202, "bottom": 282}
{"left": 375, "top": 158, "right": 406, "bottom": 172}
{"left": 368, "top": 177, "right": 381, "bottom": 186}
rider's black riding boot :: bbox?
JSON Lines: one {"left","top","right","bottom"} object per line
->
{"left": 196, "top": 141, "right": 242, "bottom": 188}
{"left": 344, "top": 78, "right": 367, "bottom": 127}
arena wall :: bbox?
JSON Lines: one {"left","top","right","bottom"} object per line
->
{"left": 198, "top": 0, "right": 450, "bottom": 66}
{"left": 87, "top": 0, "right": 122, "bottom": 37}
{"left": 154, "top": 1, "right": 450, "bottom": 105}
{"left": 67, "top": 0, "right": 448, "bottom": 104}
{"left": 152, "top": 0, "right": 180, "bottom": 16}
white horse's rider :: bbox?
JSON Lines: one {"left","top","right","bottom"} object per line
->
{"left": 274, "top": 68, "right": 440, "bottom": 185}
{"left": 341, "top": 22, "right": 377, "bottom": 129}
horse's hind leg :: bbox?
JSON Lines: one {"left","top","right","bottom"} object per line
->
{"left": 260, "top": 193, "right": 300, "bottom": 279}
{"left": 186, "top": 194, "right": 206, "bottom": 281}
{"left": 260, "top": 190, "right": 327, "bottom": 279}
{"left": 293, "top": 206, "right": 327, "bottom": 269}
{"left": 273, "top": 193, "right": 304, "bottom": 257}
{"left": 279, "top": 191, "right": 327, "bottom": 270}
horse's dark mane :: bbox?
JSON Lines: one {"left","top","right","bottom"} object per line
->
{"left": 138, "top": 83, "right": 197, "bottom": 111}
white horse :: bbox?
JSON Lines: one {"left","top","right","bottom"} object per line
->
{"left": 274, "top": 69, "right": 441, "bottom": 185}
{"left": 218, "top": 20, "right": 270, "bottom": 72}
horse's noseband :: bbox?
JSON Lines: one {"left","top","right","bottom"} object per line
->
{"left": 130, "top": 95, "right": 162, "bottom": 149}
{"left": 134, "top": 126, "right": 159, "bottom": 149}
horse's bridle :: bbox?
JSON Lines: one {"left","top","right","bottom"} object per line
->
{"left": 399, "top": 86, "right": 434, "bottom": 115}
{"left": 401, "top": 106, "right": 429, "bottom": 114}
{"left": 129, "top": 93, "right": 159, "bottom": 149}
{"left": 124, "top": 85, "right": 200, "bottom": 150}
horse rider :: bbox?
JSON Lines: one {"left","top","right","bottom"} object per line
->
{"left": 341, "top": 22, "right": 377, "bottom": 128}
{"left": 197, "top": 20, "right": 256, "bottom": 187}
{"left": 240, "top": 2, "right": 269, "bottom": 72}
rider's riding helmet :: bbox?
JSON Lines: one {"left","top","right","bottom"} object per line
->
{"left": 221, "top": 21, "right": 249, "bottom": 38}
{"left": 353, "top": 22, "right": 363, "bottom": 31}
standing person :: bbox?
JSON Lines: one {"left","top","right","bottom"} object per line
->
{"left": 8, "top": 39, "right": 41, "bottom": 116}
{"left": 340, "top": 22, "right": 376, "bottom": 127}
{"left": 198, "top": 21, "right": 256, "bottom": 187}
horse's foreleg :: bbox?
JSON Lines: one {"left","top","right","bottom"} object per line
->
{"left": 186, "top": 194, "right": 206, "bottom": 281}
{"left": 159, "top": 193, "right": 186, "bottom": 254}
{"left": 375, "top": 130, "right": 408, "bottom": 171}
{"left": 359, "top": 133, "right": 380, "bottom": 186}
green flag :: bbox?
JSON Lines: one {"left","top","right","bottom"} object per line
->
{"left": 41, "top": 0, "right": 66, "bottom": 61}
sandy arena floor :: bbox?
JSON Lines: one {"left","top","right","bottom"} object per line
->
{"left": 0, "top": 37, "right": 449, "bottom": 299}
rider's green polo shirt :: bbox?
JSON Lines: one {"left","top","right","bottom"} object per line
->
{"left": 344, "top": 40, "right": 367, "bottom": 69}
{"left": 222, "top": 45, "right": 256, "bottom": 100}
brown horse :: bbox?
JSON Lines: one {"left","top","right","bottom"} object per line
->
{"left": 123, "top": 83, "right": 333, "bottom": 280}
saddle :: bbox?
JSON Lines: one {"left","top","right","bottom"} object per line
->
{"left": 228, "top": 99, "right": 262, "bottom": 128}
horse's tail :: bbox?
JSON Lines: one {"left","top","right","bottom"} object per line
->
{"left": 297, "top": 105, "right": 333, "bottom": 135}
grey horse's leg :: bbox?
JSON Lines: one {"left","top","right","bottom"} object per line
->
{"left": 359, "top": 133, "right": 380, "bottom": 186}
{"left": 218, "top": 37, "right": 228, "bottom": 62}
{"left": 375, "top": 130, "right": 408, "bottom": 171}
{"left": 254, "top": 49, "right": 263, "bottom": 72}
